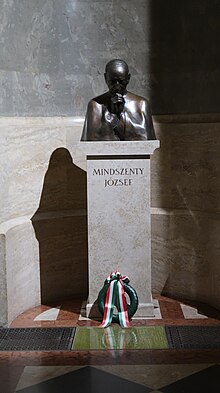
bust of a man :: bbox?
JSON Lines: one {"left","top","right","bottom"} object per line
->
{"left": 81, "top": 59, "right": 156, "bottom": 141}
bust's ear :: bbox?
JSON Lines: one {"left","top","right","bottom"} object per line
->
{"left": 127, "top": 74, "right": 131, "bottom": 82}
{"left": 104, "top": 72, "right": 107, "bottom": 83}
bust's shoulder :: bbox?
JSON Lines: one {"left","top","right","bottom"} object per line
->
{"left": 88, "top": 92, "right": 109, "bottom": 108}
{"left": 86, "top": 97, "right": 102, "bottom": 115}
{"left": 126, "top": 91, "right": 149, "bottom": 102}
{"left": 87, "top": 98, "right": 99, "bottom": 108}
{"left": 126, "top": 92, "right": 150, "bottom": 110}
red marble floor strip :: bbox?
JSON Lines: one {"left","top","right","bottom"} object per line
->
{"left": 9, "top": 296, "right": 220, "bottom": 329}
{"left": 0, "top": 349, "right": 220, "bottom": 366}
{"left": 160, "top": 295, "right": 220, "bottom": 320}
{"left": 10, "top": 320, "right": 79, "bottom": 328}
{"left": 8, "top": 317, "right": 220, "bottom": 329}
{"left": 10, "top": 301, "right": 82, "bottom": 328}
{"left": 57, "top": 300, "right": 83, "bottom": 321}
{"left": 158, "top": 298, "right": 185, "bottom": 319}
{"left": 9, "top": 306, "right": 56, "bottom": 328}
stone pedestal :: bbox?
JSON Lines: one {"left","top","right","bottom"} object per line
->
{"left": 77, "top": 141, "right": 160, "bottom": 318}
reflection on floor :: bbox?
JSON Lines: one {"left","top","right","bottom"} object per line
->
{"left": 0, "top": 296, "right": 220, "bottom": 393}
{"left": 72, "top": 326, "right": 168, "bottom": 350}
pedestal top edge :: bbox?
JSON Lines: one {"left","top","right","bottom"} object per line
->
{"left": 75, "top": 140, "right": 160, "bottom": 156}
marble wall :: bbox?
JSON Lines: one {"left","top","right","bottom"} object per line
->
{"left": 1, "top": 1, "right": 220, "bottom": 116}
{"left": 0, "top": 118, "right": 86, "bottom": 325}
{"left": 0, "top": 0, "right": 152, "bottom": 116}
{"left": 151, "top": 115, "right": 220, "bottom": 308}
{"left": 0, "top": 115, "right": 220, "bottom": 325}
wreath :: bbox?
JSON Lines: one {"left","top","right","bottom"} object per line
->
{"left": 97, "top": 271, "right": 139, "bottom": 328}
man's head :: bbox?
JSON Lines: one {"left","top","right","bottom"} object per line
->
{"left": 104, "top": 59, "right": 130, "bottom": 96}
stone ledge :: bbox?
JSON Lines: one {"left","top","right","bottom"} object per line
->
{"left": 0, "top": 217, "right": 40, "bottom": 326}
{"left": 153, "top": 113, "right": 220, "bottom": 124}
{"left": 0, "top": 116, "right": 84, "bottom": 126}
{"left": 1, "top": 114, "right": 220, "bottom": 126}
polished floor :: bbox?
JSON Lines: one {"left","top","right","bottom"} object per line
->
{"left": 1, "top": 296, "right": 220, "bottom": 392}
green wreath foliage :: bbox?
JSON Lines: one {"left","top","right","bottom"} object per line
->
{"left": 98, "top": 282, "right": 139, "bottom": 323}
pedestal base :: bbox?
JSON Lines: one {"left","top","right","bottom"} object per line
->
{"left": 86, "top": 301, "right": 155, "bottom": 319}
{"left": 134, "top": 302, "right": 155, "bottom": 317}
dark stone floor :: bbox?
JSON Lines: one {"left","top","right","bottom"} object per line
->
{"left": 1, "top": 296, "right": 220, "bottom": 392}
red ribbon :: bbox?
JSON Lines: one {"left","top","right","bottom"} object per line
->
{"left": 100, "top": 271, "right": 130, "bottom": 328}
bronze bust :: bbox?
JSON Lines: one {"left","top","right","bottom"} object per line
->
{"left": 81, "top": 59, "right": 156, "bottom": 141}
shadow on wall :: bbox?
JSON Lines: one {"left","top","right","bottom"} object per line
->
{"left": 151, "top": 120, "right": 220, "bottom": 307}
{"left": 148, "top": 1, "right": 220, "bottom": 306}
{"left": 31, "top": 148, "right": 88, "bottom": 304}
{"left": 148, "top": 1, "right": 220, "bottom": 114}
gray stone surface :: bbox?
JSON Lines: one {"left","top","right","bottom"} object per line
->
{"left": 0, "top": 0, "right": 152, "bottom": 116}
{"left": 1, "top": 1, "right": 220, "bottom": 115}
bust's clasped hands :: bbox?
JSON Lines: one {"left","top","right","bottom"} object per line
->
{"left": 110, "top": 93, "right": 125, "bottom": 118}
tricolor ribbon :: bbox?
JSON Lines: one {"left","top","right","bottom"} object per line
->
{"left": 100, "top": 271, "right": 130, "bottom": 328}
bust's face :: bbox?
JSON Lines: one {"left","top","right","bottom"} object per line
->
{"left": 105, "top": 62, "right": 130, "bottom": 96}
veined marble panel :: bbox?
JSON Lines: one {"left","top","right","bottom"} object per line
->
{"left": 0, "top": 117, "right": 83, "bottom": 224}
{"left": 0, "top": 0, "right": 152, "bottom": 116}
